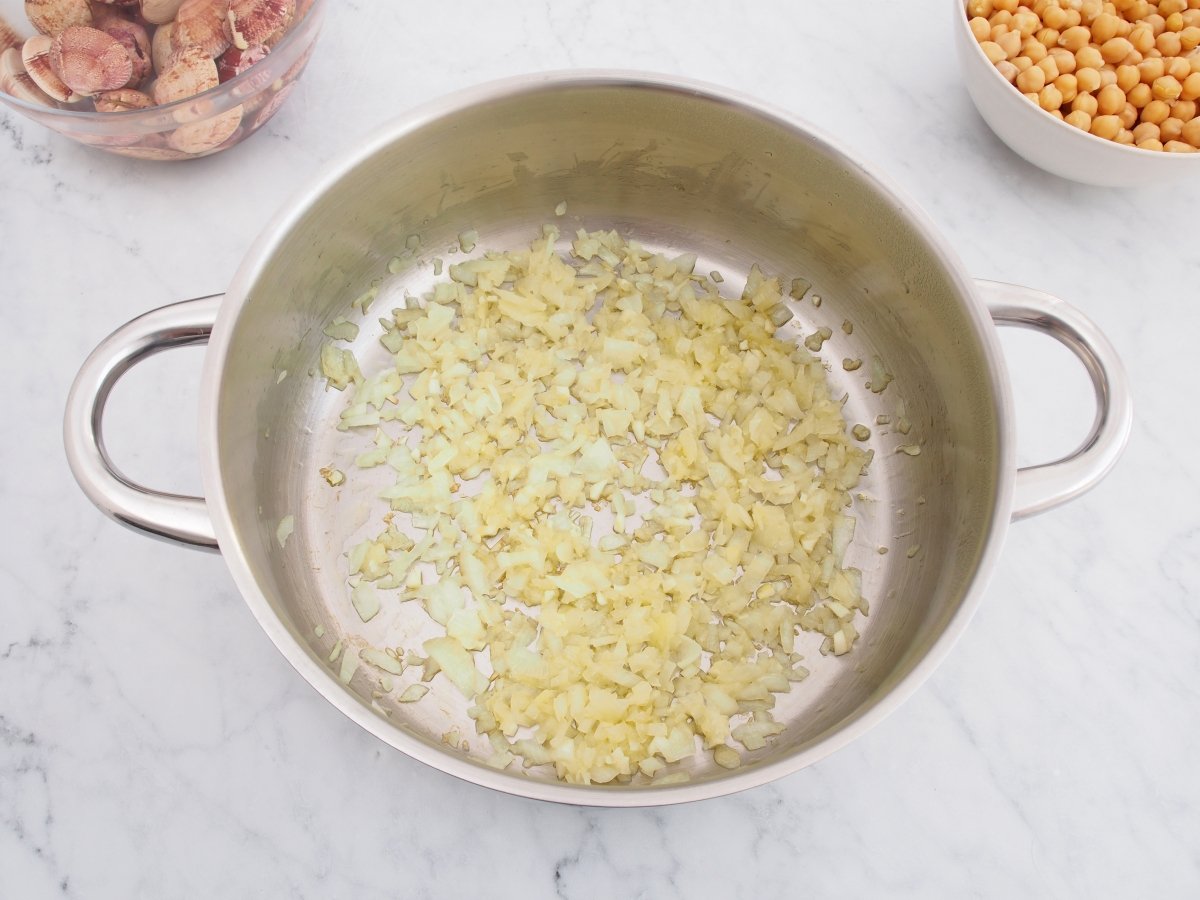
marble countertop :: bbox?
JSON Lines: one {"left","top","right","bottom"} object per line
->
{"left": 2, "top": 1, "right": 1197, "bottom": 897}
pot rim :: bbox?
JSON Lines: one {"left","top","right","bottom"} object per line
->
{"left": 198, "top": 70, "right": 1016, "bottom": 807}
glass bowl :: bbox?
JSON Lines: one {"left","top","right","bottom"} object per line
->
{"left": 0, "top": 0, "right": 325, "bottom": 160}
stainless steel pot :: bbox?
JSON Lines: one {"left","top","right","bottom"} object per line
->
{"left": 64, "top": 72, "right": 1132, "bottom": 806}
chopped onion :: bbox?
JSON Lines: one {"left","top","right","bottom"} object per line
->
{"left": 275, "top": 515, "right": 294, "bottom": 549}
{"left": 330, "top": 227, "right": 870, "bottom": 784}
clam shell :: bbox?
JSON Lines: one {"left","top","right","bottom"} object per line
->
{"left": 152, "top": 42, "right": 216, "bottom": 102}
{"left": 92, "top": 85, "right": 152, "bottom": 110}
{"left": 114, "top": 142, "right": 191, "bottom": 159}
{"left": 0, "top": 14, "right": 24, "bottom": 54}
{"left": 228, "top": 0, "right": 292, "bottom": 50}
{"left": 215, "top": 40, "right": 265, "bottom": 81}
{"left": 168, "top": 102, "right": 239, "bottom": 153}
{"left": 49, "top": 25, "right": 132, "bottom": 94}
{"left": 150, "top": 19, "right": 174, "bottom": 73}
{"left": 22, "top": 34, "right": 79, "bottom": 101}
{"left": 99, "top": 16, "right": 151, "bottom": 86}
{"left": 25, "top": 0, "right": 93, "bottom": 37}
{"left": 139, "top": 0, "right": 186, "bottom": 26}
{"left": 174, "top": 0, "right": 231, "bottom": 57}
{"left": 0, "top": 46, "right": 57, "bottom": 105}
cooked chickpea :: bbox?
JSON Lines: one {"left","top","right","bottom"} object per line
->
{"left": 1183, "top": 116, "right": 1200, "bottom": 145}
{"left": 981, "top": 40, "right": 1008, "bottom": 63}
{"left": 1058, "top": 24, "right": 1093, "bottom": 49}
{"left": 1181, "top": 25, "right": 1200, "bottom": 49}
{"left": 1159, "top": 0, "right": 1187, "bottom": 14}
{"left": 1164, "top": 138, "right": 1198, "bottom": 149}
{"left": 1097, "top": 82, "right": 1128, "bottom": 112}
{"left": 1039, "top": 55, "right": 1062, "bottom": 78}
{"left": 1145, "top": 13, "right": 1167, "bottom": 36}
{"left": 1137, "top": 137, "right": 1165, "bottom": 148}
{"left": 1024, "top": 38, "right": 1050, "bottom": 60}
{"left": 970, "top": 16, "right": 993, "bottom": 41}
{"left": 1040, "top": 83, "right": 1065, "bottom": 108}
{"left": 1018, "top": 64, "right": 1048, "bottom": 91}
{"left": 1072, "top": 91, "right": 1100, "bottom": 114}
{"left": 1049, "top": 46, "right": 1078, "bottom": 72}
{"left": 1142, "top": 98, "right": 1172, "bottom": 122}
{"left": 1138, "top": 57, "right": 1167, "bottom": 82}
{"left": 1091, "top": 11, "right": 1122, "bottom": 39}
{"left": 1013, "top": 10, "right": 1041, "bottom": 35}
{"left": 1036, "top": 26, "right": 1061, "bottom": 46}
{"left": 995, "top": 0, "right": 1019, "bottom": 11}
{"left": 1014, "top": 55, "right": 1036, "bottom": 71}
{"left": 1101, "top": 36, "right": 1135, "bottom": 61}
{"left": 1128, "top": 81, "right": 1153, "bottom": 104}
{"left": 1081, "top": 0, "right": 1104, "bottom": 21}
{"left": 1115, "top": 127, "right": 1136, "bottom": 143}
{"left": 1168, "top": 57, "right": 1192, "bottom": 79}
{"left": 991, "top": 23, "right": 1011, "bottom": 40}
{"left": 1075, "top": 67, "right": 1102, "bottom": 92}
{"left": 1161, "top": 116, "right": 1186, "bottom": 139}
{"left": 1117, "top": 63, "right": 1142, "bottom": 90}
{"left": 1153, "top": 74, "right": 1184, "bottom": 99}
{"left": 1165, "top": 12, "right": 1185, "bottom": 32}
{"left": 1132, "top": 120, "right": 1161, "bottom": 141}
{"left": 1090, "top": 113, "right": 1123, "bottom": 137}
{"left": 1056, "top": 72, "right": 1080, "bottom": 100}
{"left": 1075, "top": 45, "right": 1105, "bottom": 68}
{"left": 1044, "top": 4, "right": 1071, "bottom": 28}
{"left": 996, "top": 59, "right": 1021, "bottom": 81}
{"left": 1157, "top": 31, "right": 1183, "bottom": 54}
{"left": 1171, "top": 98, "right": 1198, "bottom": 119}
{"left": 1130, "top": 23, "right": 1155, "bottom": 51}
{"left": 969, "top": 0, "right": 995, "bottom": 16}
{"left": 1065, "top": 108, "right": 1094, "bottom": 128}
{"left": 991, "top": 9, "right": 1015, "bottom": 27}
{"left": 1120, "top": 101, "right": 1140, "bottom": 125}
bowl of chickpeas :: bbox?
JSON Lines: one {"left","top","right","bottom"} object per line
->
{"left": 955, "top": 0, "right": 1200, "bottom": 186}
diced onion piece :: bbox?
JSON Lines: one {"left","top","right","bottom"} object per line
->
{"left": 423, "top": 637, "right": 488, "bottom": 698}
{"left": 351, "top": 584, "right": 381, "bottom": 622}
{"left": 276, "top": 515, "right": 294, "bottom": 549}
{"left": 361, "top": 647, "right": 404, "bottom": 675}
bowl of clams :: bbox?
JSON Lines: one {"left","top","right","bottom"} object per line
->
{"left": 0, "top": 0, "right": 325, "bottom": 159}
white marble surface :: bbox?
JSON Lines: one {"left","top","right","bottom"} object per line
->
{"left": 1, "top": 1, "right": 1198, "bottom": 897}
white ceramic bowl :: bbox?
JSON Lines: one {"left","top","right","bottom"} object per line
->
{"left": 953, "top": 0, "right": 1200, "bottom": 186}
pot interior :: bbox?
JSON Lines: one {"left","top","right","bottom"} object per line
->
{"left": 213, "top": 77, "right": 1005, "bottom": 796}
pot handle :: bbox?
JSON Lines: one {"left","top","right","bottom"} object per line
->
{"left": 64, "top": 295, "right": 223, "bottom": 551}
{"left": 977, "top": 279, "right": 1133, "bottom": 521}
